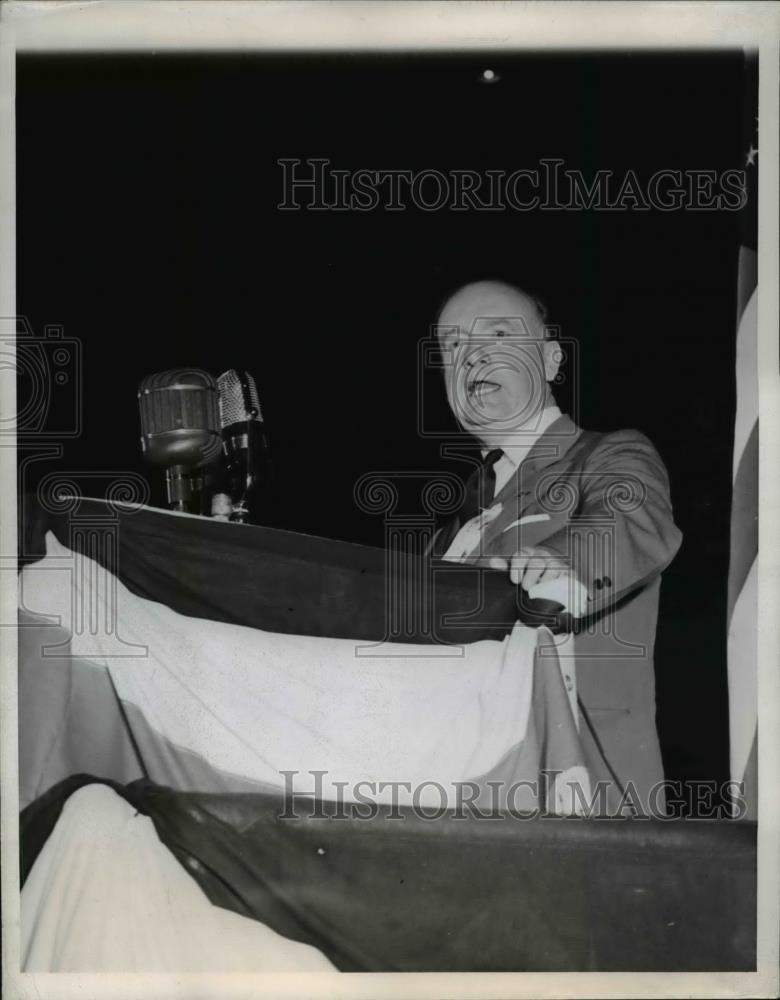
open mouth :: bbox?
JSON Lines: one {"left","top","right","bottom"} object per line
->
{"left": 467, "top": 378, "right": 501, "bottom": 397}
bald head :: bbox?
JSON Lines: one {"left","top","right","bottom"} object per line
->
{"left": 438, "top": 280, "right": 547, "bottom": 340}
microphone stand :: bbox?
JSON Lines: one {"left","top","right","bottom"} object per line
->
{"left": 164, "top": 464, "right": 195, "bottom": 513}
{"left": 229, "top": 419, "right": 256, "bottom": 524}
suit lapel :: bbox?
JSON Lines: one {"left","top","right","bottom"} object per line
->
{"left": 494, "top": 413, "right": 583, "bottom": 510}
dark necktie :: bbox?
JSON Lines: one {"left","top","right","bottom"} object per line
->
{"left": 457, "top": 448, "right": 504, "bottom": 527}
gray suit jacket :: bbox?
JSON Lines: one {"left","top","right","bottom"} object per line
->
{"left": 433, "top": 414, "right": 683, "bottom": 815}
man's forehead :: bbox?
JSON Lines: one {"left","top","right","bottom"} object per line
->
{"left": 437, "top": 312, "right": 542, "bottom": 342}
{"left": 438, "top": 283, "right": 542, "bottom": 332}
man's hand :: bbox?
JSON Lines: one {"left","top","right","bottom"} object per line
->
{"left": 489, "top": 545, "right": 570, "bottom": 589}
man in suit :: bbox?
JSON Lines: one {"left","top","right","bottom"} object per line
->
{"left": 432, "top": 280, "right": 683, "bottom": 816}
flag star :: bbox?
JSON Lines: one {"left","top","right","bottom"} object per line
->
{"left": 746, "top": 144, "right": 758, "bottom": 166}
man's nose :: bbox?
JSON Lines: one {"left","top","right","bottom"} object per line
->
{"left": 462, "top": 343, "right": 491, "bottom": 369}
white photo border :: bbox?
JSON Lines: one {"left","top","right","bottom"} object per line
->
{"left": 1, "top": 3, "right": 778, "bottom": 998}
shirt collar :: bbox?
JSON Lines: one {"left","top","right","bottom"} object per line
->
{"left": 481, "top": 404, "right": 563, "bottom": 469}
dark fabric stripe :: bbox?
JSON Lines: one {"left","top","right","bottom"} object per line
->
{"left": 739, "top": 53, "right": 758, "bottom": 252}
{"left": 736, "top": 246, "right": 757, "bottom": 321}
{"left": 21, "top": 495, "right": 563, "bottom": 642}
{"left": 21, "top": 777, "right": 756, "bottom": 972}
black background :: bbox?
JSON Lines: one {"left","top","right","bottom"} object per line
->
{"left": 16, "top": 51, "right": 748, "bottom": 803}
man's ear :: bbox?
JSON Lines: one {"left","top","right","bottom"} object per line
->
{"left": 542, "top": 338, "right": 562, "bottom": 382}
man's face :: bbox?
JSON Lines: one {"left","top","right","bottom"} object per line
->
{"left": 437, "top": 284, "right": 553, "bottom": 441}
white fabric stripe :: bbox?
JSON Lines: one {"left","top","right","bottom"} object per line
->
{"left": 21, "top": 784, "right": 334, "bottom": 972}
{"left": 19, "top": 532, "right": 540, "bottom": 803}
{"left": 732, "top": 286, "right": 758, "bottom": 481}
{"left": 728, "top": 556, "right": 758, "bottom": 786}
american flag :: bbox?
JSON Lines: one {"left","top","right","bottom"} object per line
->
{"left": 727, "top": 51, "right": 758, "bottom": 818}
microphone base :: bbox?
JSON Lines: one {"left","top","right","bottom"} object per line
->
{"left": 229, "top": 500, "right": 250, "bottom": 524}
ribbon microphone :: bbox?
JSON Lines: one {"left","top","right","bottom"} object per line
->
{"left": 217, "top": 368, "right": 273, "bottom": 524}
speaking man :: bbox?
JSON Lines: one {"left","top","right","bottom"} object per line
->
{"left": 430, "top": 280, "right": 683, "bottom": 815}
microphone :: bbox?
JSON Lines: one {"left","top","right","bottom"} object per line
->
{"left": 137, "top": 369, "right": 222, "bottom": 512}
{"left": 217, "top": 369, "right": 273, "bottom": 524}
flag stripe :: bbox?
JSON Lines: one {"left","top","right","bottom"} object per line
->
{"left": 727, "top": 53, "right": 758, "bottom": 806}
{"left": 19, "top": 531, "right": 588, "bottom": 812}
{"left": 24, "top": 497, "right": 529, "bottom": 644}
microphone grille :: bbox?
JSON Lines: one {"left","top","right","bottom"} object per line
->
{"left": 136, "top": 368, "right": 221, "bottom": 468}
{"left": 217, "top": 369, "right": 262, "bottom": 427}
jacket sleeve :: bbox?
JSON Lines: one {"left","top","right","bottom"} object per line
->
{"left": 537, "top": 430, "right": 682, "bottom": 617}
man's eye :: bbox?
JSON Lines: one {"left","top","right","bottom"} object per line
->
{"left": 437, "top": 344, "right": 457, "bottom": 366}
{"left": 494, "top": 329, "right": 506, "bottom": 338}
